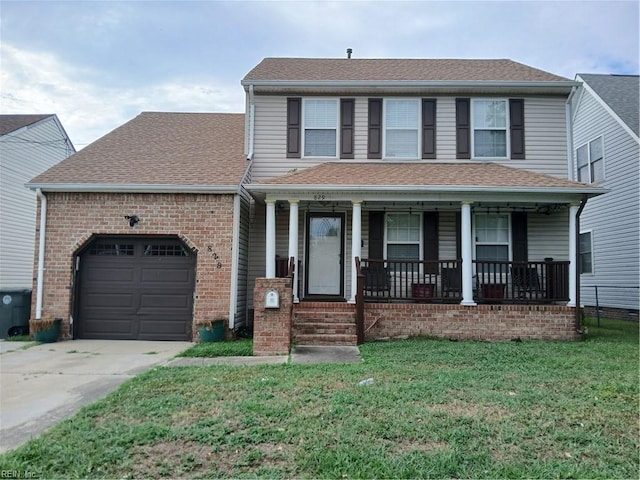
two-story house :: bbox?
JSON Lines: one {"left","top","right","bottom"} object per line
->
{"left": 26, "top": 57, "right": 606, "bottom": 346}
{"left": 571, "top": 74, "right": 639, "bottom": 321}
{"left": 242, "top": 58, "right": 606, "bottom": 352}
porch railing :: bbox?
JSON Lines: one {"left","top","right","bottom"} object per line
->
{"left": 360, "top": 258, "right": 569, "bottom": 303}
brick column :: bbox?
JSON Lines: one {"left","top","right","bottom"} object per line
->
{"left": 253, "top": 277, "right": 293, "bottom": 356}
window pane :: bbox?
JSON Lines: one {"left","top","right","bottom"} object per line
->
{"left": 473, "top": 100, "right": 506, "bottom": 128}
{"left": 577, "top": 144, "right": 588, "bottom": 167}
{"left": 304, "top": 129, "right": 336, "bottom": 156}
{"left": 387, "top": 214, "right": 420, "bottom": 242}
{"left": 387, "top": 244, "right": 420, "bottom": 260}
{"left": 591, "top": 158, "right": 604, "bottom": 183}
{"left": 579, "top": 232, "right": 591, "bottom": 254}
{"left": 476, "top": 214, "right": 509, "bottom": 243}
{"left": 476, "top": 245, "right": 509, "bottom": 261}
{"left": 304, "top": 100, "right": 337, "bottom": 128}
{"left": 589, "top": 138, "right": 603, "bottom": 162}
{"left": 475, "top": 130, "right": 507, "bottom": 157}
{"left": 578, "top": 164, "right": 589, "bottom": 182}
{"left": 386, "top": 100, "right": 418, "bottom": 128}
{"left": 386, "top": 130, "right": 418, "bottom": 158}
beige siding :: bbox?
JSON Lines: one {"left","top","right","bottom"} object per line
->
{"left": 251, "top": 95, "right": 570, "bottom": 182}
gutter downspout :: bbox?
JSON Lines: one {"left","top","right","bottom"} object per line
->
{"left": 246, "top": 84, "right": 255, "bottom": 161}
{"left": 565, "top": 85, "right": 578, "bottom": 180}
{"left": 575, "top": 194, "right": 588, "bottom": 332}
{"left": 35, "top": 188, "right": 47, "bottom": 320}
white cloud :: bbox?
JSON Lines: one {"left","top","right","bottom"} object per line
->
{"left": 0, "top": 43, "right": 244, "bottom": 149}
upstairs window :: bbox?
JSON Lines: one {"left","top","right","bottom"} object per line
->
{"left": 472, "top": 99, "right": 508, "bottom": 158}
{"left": 384, "top": 99, "right": 420, "bottom": 159}
{"left": 303, "top": 99, "right": 338, "bottom": 157}
{"left": 577, "top": 137, "right": 604, "bottom": 183}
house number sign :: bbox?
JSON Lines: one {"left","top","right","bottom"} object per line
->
{"left": 207, "top": 245, "right": 223, "bottom": 269}
{"left": 312, "top": 193, "right": 331, "bottom": 201}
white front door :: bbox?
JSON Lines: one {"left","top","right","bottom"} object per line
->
{"left": 306, "top": 214, "right": 344, "bottom": 296}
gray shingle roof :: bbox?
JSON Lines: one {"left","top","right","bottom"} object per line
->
{"left": 243, "top": 58, "right": 570, "bottom": 83}
{"left": 0, "top": 114, "right": 52, "bottom": 136}
{"left": 578, "top": 74, "right": 640, "bottom": 137}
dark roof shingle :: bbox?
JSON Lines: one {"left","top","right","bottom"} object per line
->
{"left": 0, "top": 114, "right": 52, "bottom": 136}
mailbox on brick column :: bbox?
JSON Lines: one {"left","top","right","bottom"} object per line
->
{"left": 265, "top": 289, "right": 280, "bottom": 309}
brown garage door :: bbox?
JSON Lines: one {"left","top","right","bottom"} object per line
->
{"left": 76, "top": 237, "right": 196, "bottom": 340}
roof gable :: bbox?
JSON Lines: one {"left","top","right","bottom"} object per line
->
{"left": 577, "top": 74, "right": 639, "bottom": 137}
{"left": 0, "top": 114, "right": 53, "bottom": 136}
{"left": 29, "top": 112, "right": 247, "bottom": 190}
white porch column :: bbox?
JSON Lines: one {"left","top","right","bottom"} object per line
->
{"left": 460, "top": 201, "right": 477, "bottom": 306}
{"left": 265, "top": 200, "right": 276, "bottom": 278}
{"left": 288, "top": 200, "right": 299, "bottom": 302}
{"left": 349, "top": 201, "right": 362, "bottom": 304}
{"left": 567, "top": 204, "right": 579, "bottom": 307}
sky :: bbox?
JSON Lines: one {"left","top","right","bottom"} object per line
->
{"left": 1, "top": 0, "right": 638, "bottom": 150}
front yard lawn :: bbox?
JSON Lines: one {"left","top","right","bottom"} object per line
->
{"left": 1, "top": 317, "right": 637, "bottom": 479}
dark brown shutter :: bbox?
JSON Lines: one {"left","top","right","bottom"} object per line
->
{"left": 512, "top": 212, "right": 528, "bottom": 262}
{"left": 510, "top": 99, "right": 525, "bottom": 159}
{"left": 422, "top": 99, "right": 436, "bottom": 159}
{"left": 455, "top": 212, "right": 462, "bottom": 260}
{"left": 423, "top": 212, "right": 439, "bottom": 273}
{"left": 286, "top": 98, "right": 301, "bottom": 158}
{"left": 340, "top": 99, "right": 355, "bottom": 159}
{"left": 368, "top": 98, "right": 383, "bottom": 159}
{"left": 368, "top": 211, "right": 385, "bottom": 260}
{"left": 456, "top": 98, "right": 471, "bottom": 159}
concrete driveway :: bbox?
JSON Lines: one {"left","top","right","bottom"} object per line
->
{"left": 0, "top": 339, "right": 192, "bottom": 453}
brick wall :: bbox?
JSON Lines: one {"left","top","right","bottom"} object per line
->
{"left": 31, "top": 192, "right": 236, "bottom": 340}
{"left": 364, "top": 303, "right": 579, "bottom": 341}
{"left": 253, "top": 277, "right": 292, "bottom": 355}
{"left": 583, "top": 306, "right": 639, "bottom": 322}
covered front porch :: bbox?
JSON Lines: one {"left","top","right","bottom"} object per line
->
{"left": 246, "top": 162, "right": 605, "bottom": 349}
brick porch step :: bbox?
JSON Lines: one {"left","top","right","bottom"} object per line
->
{"left": 292, "top": 302, "right": 358, "bottom": 346}
{"left": 293, "top": 322, "right": 356, "bottom": 336}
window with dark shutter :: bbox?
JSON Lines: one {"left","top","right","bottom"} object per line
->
{"left": 510, "top": 99, "right": 525, "bottom": 159}
{"left": 340, "top": 99, "right": 355, "bottom": 159}
{"left": 456, "top": 98, "right": 471, "bottom": 159}
{"left": 423, "top": 212, "right": 439, "bottom": 273}
{"left": 422, "top": 99, "right": 437, "bottom": 159}
{"left": 368, "top": 98, "right": 382, "bottom": 159}
{"left": 511, "top": 212, "right": 528, "bottom": 262}
{"left": 368, "top": 211, "right": 384, "bottom": 259}
{"left": 287, "top": 98, "right": 301, "bottom": 158}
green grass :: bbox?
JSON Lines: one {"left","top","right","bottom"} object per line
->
{"left": 178, "top": 338, "right": 253, "bottom": 358}
{"left": 3, "top": 334, "right": 31, "bottom": 342}
{"left": 1, "top": 318, "right": 637, "bottom": 479}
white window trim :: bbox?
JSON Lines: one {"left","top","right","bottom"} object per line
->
{"left": 382, "top": 98, "right": 422, "bottom": 160}
{"left": 471, "top": 98, "right": 510, "bottom": 160}
{"left": 575, "top": 136, "right": 605, "bottom": 184}
{"left": 383, "top": 212, "right": 423, "bottom": 261}
{"left": 579, "top": 229, "right": 594, "bottom": 275}
{"left": 472, "top": 213, "right": 512, "bottom": 261}
{"left": 302, "top": 97, "right": 339, "bottom": 159}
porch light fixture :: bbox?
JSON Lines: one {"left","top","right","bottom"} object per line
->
{"left": 124, "top": 215, "right": 139, "bottom": 227}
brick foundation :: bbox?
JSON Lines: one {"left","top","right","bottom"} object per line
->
{"left": 31, "top": 192, "right": 235, "bottom": 341}
{"left": 253, "top": 278, "right": 293, "bottom": 355}
{"left": 364, "top": 303, "right": 580, "bottom": 341}
{"left": 583, "top": 306, "right": 639, "bottom": 322}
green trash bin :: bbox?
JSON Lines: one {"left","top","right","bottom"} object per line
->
{"left": 197, "top": 319, "right": 225, "bottom": 342}
{"left": 0, "top": 289, "right": 32, "bottom": 338}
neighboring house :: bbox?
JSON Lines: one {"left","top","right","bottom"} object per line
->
{"left": 241, "top": 58, "right": 606, "bottom": 353}
{"left": 26, "top": 113, "right": 250, "bottom": 340}
{"left": 28, "top": 58, "right": 608, "bottom": 347}
{"left": 0, "top": 114, "right": 75, "bottom": 291}
{"left": 571, "top": 74, "right": 640, "bottom": 320}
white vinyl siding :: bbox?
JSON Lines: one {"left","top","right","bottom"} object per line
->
{"left": 573, "top": 82, "right": 640, "bottom": 310}
{"left": 0, "top": 116, "right": 74, "bottom": 289}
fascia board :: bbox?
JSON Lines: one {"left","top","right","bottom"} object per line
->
{"left": 25, "top": 183, "right": 240, "bottom": 194}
